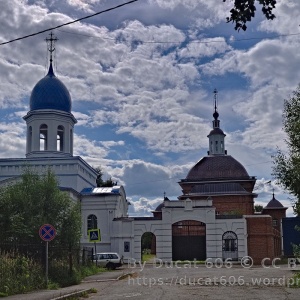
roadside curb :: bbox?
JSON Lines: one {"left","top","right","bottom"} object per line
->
{"left": 81, "top": 278, "right": 117, "bottom": 283}
{"left": 50, "top": 272, "right": 135, "bottom": 299}
{"left": 117, "top": 272, "right": 136, "bottom": 280}
{"left": 51, "top": 289, "right": 91, "bottom": 300}
{"left": 82, "top": 272, "right": 135, "bottom": 283}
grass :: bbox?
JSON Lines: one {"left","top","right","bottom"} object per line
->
{"left": 80, "top": 265, "right": 107, "bottom": 277}
{"left": 289, "top": 272, "right": 300, "bottom": 288}
{"left": 0, "top": 251, "right": 106, "bottom": 296}
{"left": 142, "top": 253, "right": 156, "bottom": 262}
{"left": 47, "top": 280, "right": 60, "bottom": 290}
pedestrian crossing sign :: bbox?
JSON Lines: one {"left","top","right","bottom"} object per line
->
{"left": 88, "top": 229, "right": 101, "bottom": 242}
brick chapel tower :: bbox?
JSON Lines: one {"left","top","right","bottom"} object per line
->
{"left": 178, "top": 90, "right": 257, "bottom": 216}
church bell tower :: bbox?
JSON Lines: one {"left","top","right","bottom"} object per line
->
{"left": 23, "top": 33, "right": 77, "bottom": 158}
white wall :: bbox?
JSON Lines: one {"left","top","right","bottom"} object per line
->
{"left": 0, "top": 156, "right": 97, "bottom": 193}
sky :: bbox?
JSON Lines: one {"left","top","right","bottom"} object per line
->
{"left": 0, "top": 0, "right": 299, "bottom": 216}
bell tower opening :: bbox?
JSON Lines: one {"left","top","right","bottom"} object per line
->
{"left": 39, "top": 124, "right": 48, "bottom": 151}
{"left": 57, "top": 125, "right": 64, "bottom": 151}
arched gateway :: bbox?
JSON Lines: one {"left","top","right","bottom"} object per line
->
{"left": 172, "top": 220, "right": 206, "bottom": 261}
{"left": 222, "top": 231, "right": 238, "bottom": 260}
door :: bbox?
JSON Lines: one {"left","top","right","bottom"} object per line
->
{"left": 172, "top": 220, "right": 206, "bottom": 261}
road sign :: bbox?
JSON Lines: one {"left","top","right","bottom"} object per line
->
{"left": 39, "top": 224, "right": 56, "bottom": 242}
{"left": 88, "top": 229, "right": 101, "bottom": 242}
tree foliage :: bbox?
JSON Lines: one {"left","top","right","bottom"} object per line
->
{"left": 254, "top": 204, "right": 263, "bottom": 212}
{"left": 273, "top": 85, "right": 300, "bottom": 215}
{"left": 95, "top": 166, "right": 116, "bottom": 187}
{"left": 223, "top": 0, "right": 276, "bottom": 31}
{"left": 141, "top": 232, "right": 154, "bottom": 250}
{"left": 0, "top": 168, "right": 81, "bottom": 246}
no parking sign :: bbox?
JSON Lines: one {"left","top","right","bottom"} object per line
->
{"left": 39, "top": 223, "right": 56, "bottom": 285}
{"left": 39, "top": 224, "right": 56, "bottom": 241}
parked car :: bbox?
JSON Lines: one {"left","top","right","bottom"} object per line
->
{"left": 93, "top": 252, "right": 123, "bottom": 269}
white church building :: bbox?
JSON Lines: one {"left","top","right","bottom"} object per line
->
{"left": 0, "top": 34, "right": 285, "bottom": 264}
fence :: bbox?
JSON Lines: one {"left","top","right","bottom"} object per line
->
{"left": 0, "top": 242, "right": 93, "bottom": 294}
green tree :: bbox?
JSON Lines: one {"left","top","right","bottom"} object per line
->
{"left": 94, "top": 166, "right": 116, "bottom": 187}
{"left": 223, "top": 0, "right": 276, "bottom": 31}
{"left": 0, "top": 168, "right": 81, "bottom": 246}
{"left": 95, "top": 166, "right": 104, "bottom": 187}
{"left": 273, "top": 85, "right": 300, "bottom": 216}
{"left": 141, "top": 232, "right": 153, "bottom": 251}
{"left": 254, "top": 204, "right": 263, "bottom": 212}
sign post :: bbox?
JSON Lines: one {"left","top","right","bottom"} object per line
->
{"left": 88, "top": 229, "right": 101, "bottom": 264}
{"left": 39, "top": 224, "right": 56, "bottom": 286}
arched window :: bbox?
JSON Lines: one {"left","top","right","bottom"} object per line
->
{"left": 87, "top": 214, "right": 98, "bottom": 233}
{"left": 39, "top": 124, "right": 48, "bottom": 151}
{"left": 215, "top": 141, "right": 218, "bottom": 152}
{"left": 28, "top": 126, "right": 32, "bottom": 152}
{"left": 57, "top": 125, "right": 64, "bottom": 151}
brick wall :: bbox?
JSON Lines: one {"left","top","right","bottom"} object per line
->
{"left": 262, "top": 208, "right": 286, "bottom": 232}
{"left": 213, "top": 195, "right": 254, "bottom": 215}
{"left": 246, "top": 216, "right": 276, "bottom": 264}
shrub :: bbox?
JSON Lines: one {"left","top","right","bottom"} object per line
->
{"left": 0, "top": 252, "right": 45, "bottom": 296}
{"left": 0, "top": 248, "right": 102, "bottom": 295}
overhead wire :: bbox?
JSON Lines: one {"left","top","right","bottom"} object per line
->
{"left": 124, "top": 160, "right": 274, "bottom": 186}
{"left": 0, "top": 0, "right": 298, "bottom": 48}
{"left": 57, "top": 28, "right": 300, "bottom": 45}
{"left": 0, "top": 0, "right": 138, "bottom": 46}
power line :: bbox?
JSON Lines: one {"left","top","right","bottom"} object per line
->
{"left": 1, "top": 0, "right": 298, "bottom": 47}
{"left": 57, "top": 28, "right": 300, "bottom": 45}
{"left": 244, "top": 160, "right": 273, "bottom": 167}
{"left": 124, "top": 160, "right": 273, "bottom": 186}
{"left": 0, "top": 0, "right": 138, "bottom": 46}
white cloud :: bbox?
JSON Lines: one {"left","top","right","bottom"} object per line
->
{"left": 128, "top": 197, "right": 163, "bottom": 216}
{"left": 259, "top": 0, "right": 300, "bottom": 34}
{"left": 105, "top": 159, "right": 190, "bottom": 198}
{"left": 101, "top": 140, "right": 125, "bottom": 148}
{"left": 73, "top": 134, "right": 108, "bottom": 163}
{"left": 178, "top": 38, "right": 232, "bottom": 59}
{"left": 73, "top": 111, "right": 92, "bottom": 126}
{"left": 66, "top": 0, "right": 99, "bottom": 12}
{"left": 0, "top": 121, "right": 26, "bottom": 158}
{"left": 254, "top": 177, "right": 295, "bottom": 217}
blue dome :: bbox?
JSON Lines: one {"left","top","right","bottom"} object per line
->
{"left": 30, "top": 64, "right": 71, "bottom": 112}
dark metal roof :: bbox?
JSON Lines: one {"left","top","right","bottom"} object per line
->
{"left": 190, "top": 182, "right": 249, "bottom": 195}
{"left": 155, "top": 202, "right": 164, "bottom": 212}
{"left": 264, "top": 194, "right": 284, "bottom": 208}
{"left": 186, "top": 155, "right": 249, "bottom": 180}
{"left": 30, "top": 63, "right": 71, "bottom": 112}
{"left": 207, "top": 128, "right": 225, "bottom": 136}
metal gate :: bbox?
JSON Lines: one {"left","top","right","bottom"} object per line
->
{"left": 172, "top": 220, "right": 206, "bottom": 261}
{"left": 222, "top": 231, "right": 238, "bottom": 260}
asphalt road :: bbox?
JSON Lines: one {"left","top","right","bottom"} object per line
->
{"left": 84, "top": 262, "right": 300, "bottom": 300}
